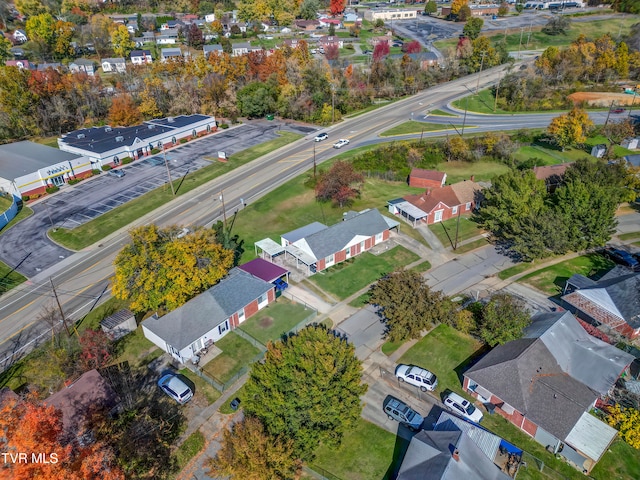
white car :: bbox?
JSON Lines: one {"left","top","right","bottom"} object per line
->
{"left": 158, "top": 374, "right": 193, "bottom": 404}
{"left": 443, "top": 392, "right": 483, "bottom": 423}
{"left": 395, "top": 364, "right": 438, "bottom": 392}
{"left": 314, "top": 132, "right": 328, "bottom": 142}
{"left": 333, "top": 139, "right": 350, "bottom": 149}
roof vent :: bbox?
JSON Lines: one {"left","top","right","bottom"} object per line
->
{"left": 77, "top": 133, "right": 85, "bottom": 139}
{"left": 167, "top": 117, "right": 175, "bottom": 123}
{"left": 148, "top": 124, "right": 155, "bottom": 129}
{"left": 115, "top": 135, "right": 124, "bottom": 142}
{"left": 105, "top": 127, "right": 112, "bottom": 132}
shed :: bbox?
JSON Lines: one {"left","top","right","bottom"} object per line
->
{"left": 591, "top": 144, "right": 607, "bottom": 158}
{"left": 409, "top": 168, "right": 446, "bottom": 189}
{"left": 621, "top": 138, "right": 639, "bottom": 150}
{"left": 100, "top": 309, "right": 136, "bottom": 340}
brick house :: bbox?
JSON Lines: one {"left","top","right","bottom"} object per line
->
{"left": 561, "top": 268, "right": 640, "bottom": 339}
{"left": 408, "top": 168, "right": 446, "bottom": 189}
{"left": 464, "top": 311, "right": 633, "bottom": 473}
{"left": 318, "top": 35, "right": 344, "bottom": 49}
{"left": 141, "top": 268, "right": 276, "bottom": 364}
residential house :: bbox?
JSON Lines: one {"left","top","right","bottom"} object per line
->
{"left": 231, "top": 42, "right": 251, "bottom": 57}
{"left": 624, "top": 154, "right": 640, "bottom": 168}
{"left": 130, "top": 49, "right": 153, "bottom": 65}
{"left": 408, "top": 168, "right": 446, "bottom": 189}
{"left": 101, "top": 57, "right": 126, "bottom": 73}
{"left": 69, "top": 59, "right": 96, "bottom": 76}
{"left": 10, "top": 46, "right": 26, "bottom": 58}
{"left": 205, "top": 13, "right": 216, "bottom": 23}
{"left": 161, "top": 48, "right": 183, "bottom": 61}
{"left": 238, "top": 258, "right": 290, "bottom": 285}
{"left": 12, "top": 29, "right": 28, "bottom": 44}
{"left": 621, "top": 138, "right": 639, "bottom": 150}
{"left": 127, "top": 24, "right": 136, "bottom": 34}
{"left": 36, "top": 62, "right": 62, "bottom": 72}
{"left": 230, "top": 21, "right": 248, "bottom": 33}
{"left": 388, "top": 179, "right": 482, "bottom": 227}
{"left": 391, "top": 51, "right": 441, "bottom": 69}
{"left": 204, "top": 44, "right": 224, "bottom": 57}
{"left": 295, "top": 19, "right": 321, "bottom": 31}
{"left": 397, "top": 428, "right": 512, "bottom": 480}
{"left": 463, "top": 311, "right": 634, "bottom": 473}
{"left": 282, "top": 38, "right": 303, "bottom": 49}
{"left": 562, "top": 267, "right": 640, "bottom": 339}
{"left": 318, "top": 35, "right": 344, "bottom": 50}
{"left": 157, "top": 30, "right": 179, "bottom": 45}
{"left": 58, "top": 115, "right": 216, "bottom": 167}
{"left": 343, "top": 12, "right": 360, "bottom": 26}
{"left": 45, "top": 369, "right": 120, "bottom": 445}
{"left": 319, "top": 18, "right": 342, "bottom": 29}
{"left": 275, "top": 209, "right": 398, "bottom": 274}
{"left": 4, "top": 60, "right": 33, "bottom": 70}
{"left": 533, "top": 163, "right": 572, "bottom": 191}
{"left": 141, "top": 268, "right": 276, "bottom": 364}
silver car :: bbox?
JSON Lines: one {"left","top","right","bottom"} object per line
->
{"left": 158, "top": 374, "right": 193, "bottom": 404}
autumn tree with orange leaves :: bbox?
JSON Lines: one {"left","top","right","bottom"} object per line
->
{"left": 330, "top": 0, "right": 346, "bottom": 15}
{"left": 315, "top": 161, "right": 364, "bottom": 207}
{"left": 0, "top": 396, "right": 124, "bottom": 480}
{"left": 107, "top": 94, "right": 142, "bottom": 127}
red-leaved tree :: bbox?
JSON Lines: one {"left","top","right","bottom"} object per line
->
{"left": 402, "top": 41, "right": 421, "bottom": 54}
{"left": 329, "top": 0, "right": 346, "bottom": 16}
{"left": 373, "top": 42, "right": 390, "bottom": 62}
{"left": 315, "top": 161, "right": 364, "bottom": 207}
{"left": 78, "top": 329, "right": 112, "bottom": 372}
{"left": 325, "top": 44, "right": 339, "bottom": 61}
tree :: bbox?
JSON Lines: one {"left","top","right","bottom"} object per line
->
{"left": 457, "top": 4, "right": 472, "bottom": 21}
{"left": 0, "top": 36, "right": 11, "bottom": 65}
{"left": 498, "top": 2, "right": 509, "bottom": 16}
{"left": 206, "top": 416, "right": 302, "bottom": 480}
{"left": 373, "top": 41, "right": 389, "bottom": 61}
{"left": 315, "top": 160, "right": 364, "bottom": 207}
{"left": 15, "top": 0, "right": 49, "bottom": 17}
{"left": 368, "top": 269, "right": 453, "bottom": 342}
{"left": 451, "top": 0, "right": 467, "bottom": 15}
{"left": 329, "top": 0, "right": 346, "bottom": 16}
{"left": 602, "top": 119, "right": 635, "bottom": 145}
{"left": 186, "top": 23, "right": 204, "bottom": 47}
{"left": 478, "top": 294, "right": 530, "bottom": 346}
{"left": 108, "top": 94, "right": 142, "bottom": 127}
{"left": 110, "top": 24, "right": 134, "bottom": 58}
{"left": 547, "top": 107, "right": 593, "bottom": 151}
{"left": 325, "top": 43, "right": 339, "bottom": 60}
{"left": 424, "top": 0, "right": 437, "bottom": 15}
{"left": 26, "top": 13, "right": 56, "bottom": 59}
{"left": 243, "top": 324, "right": 367, "bottom": 461}
{"left": 112, "top": 225, "right": 234, "bottom": 313}
{"left": 542, "top": 15, "right": 570, "bottom": 36}
{"left": 78, "top": 329, "right": 112, "bottom": 372}
{"left": 402, "top": 40, "right": 421, "bottom": 54}
{"left": 237, "top": 79, "right": 278, "bottom": 118}
{"left": 515, "top": 0, "right": 524, "bottom": 13}
{"left": 606, "top": 404, "right": 640, "bottom": 449}
{"left": 299, "top": 0, "right": 319, "bottom": 20}
{"left": 462, "top": 17, "right": 483, "bottom": 40}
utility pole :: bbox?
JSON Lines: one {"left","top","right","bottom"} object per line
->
{"left": 163, "top": 143, "right": 176, "bottom": 196}
{"left": 628, "top": 90, "right": 637, "bottom": 119}
{"left": 604, "top": 100, "right": 615, "bottom": 127}
{"left": 461, "top": 95, "right": 469, "bottom": 136}
{"left": 331, "top": 84, "right": 336, "bottom": 124}
{"left": 313, "top": 143, "right": 317, "bottom": 178}
{"left": 219, "top": 191, "right": 227, "bottom": 226}
{"left": 518, "top": 26, "right": 525, "bottom": 60}
{"left": 475, "top": 51, "right": 486, "bottom": 94}
{"left": 50, "top": 277, "right": 71, "bottom": 337}
{"left": 454, "top": 208, "right": 462, "bottom": 250}
{"left": 494, "top": 71, "right": 502, "bottom": 112}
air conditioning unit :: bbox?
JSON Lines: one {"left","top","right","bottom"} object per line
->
{"left": 167, "top": 117, "right": 175, "bottom": 123}
{"left": 148, "top": 124, "right": 155, "bottom": 129}
{"left": 115, "top": 136, "right": 124, "bottom": 142}
{"left": 105, "top": 127, "right": 112, "bottom": 132}
{"left": 77, "top": 133, "right": 85, "bottom": 139}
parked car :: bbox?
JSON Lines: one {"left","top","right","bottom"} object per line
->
{"left": 602, "top": 246, "right": 640, "bottom": 271}
{"left": 395, "top": 364, "right": 438, "bottom": 392}
{"left": 443, "top": 392, "right": 483, "bottom": 423}
{"left": 314, "top": 132, "right": 328, "bottom": 142}
{"left": 383, "top": 395, "right": 423, "bottom": 431}
{"left": 108, "top": 169, "right": 125, "bottom": 178}
{"left": 176, "top": 227, "right": 191, "bottom": 239}
{"left": 612, "top": 108, "right": 626, "bottom": 114}
{"left": 333, "top": 139, "right": 350, "bottom": 149}
{"left": 158, "top": 374, "right": 193, "bottom": 404}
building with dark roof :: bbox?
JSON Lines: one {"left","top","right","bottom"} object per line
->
{"left": 562, "top": 269, "right": 640, "bottom": 339}
{"left": 130, "top": 49, "right": 153, "bottom": 65}
{"left": 141, "top": 268, "right": 275, "bottom": 364}
{"left": 238, "top": 258, "right": 289, "bottom": 283}
{"left": 463, "top": 311, "right": 632, "bottom": 473}
{"left": 58, "top": 115, "right": 217, "bottom": 166}
{"left": 0, "top": 141, "right": 92, "bottom": 197}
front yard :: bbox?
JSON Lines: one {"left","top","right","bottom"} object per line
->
{"left": 200, "top": 331, "right": 262, "bottom": 385}
{"left": 429, "top": 216, "right": 485, "bottom": 249}
{"left": 239, "top": 297, "right": 315, "bottom": 345}
{"left": 308, "top": 245, "right": 420, "bottom": 301}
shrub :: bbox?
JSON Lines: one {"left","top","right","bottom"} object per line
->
{"left": 67, "top": 178, "right": 80, "bottom": 185}
{"left": 21, "top": 195, "right": 29, "bottom": 202}
{"left": 92, "top": 169, "right": 102, "bottom": 175}
{"left": 180, "top": 138, "right": 188, "bottom": 144}
{"left": 101, "top": 165, "right": 112, "bottom": 171}
{"left": 121, "top": 157, "right": 132, "bottom": 165}
{"left": 220, "top": 123, "right": 229, "bottom": 129}
{"left": 151, "top": 148, "right": 161, "bottom": 154}
{"left": 45, "top": 186, "right": 59, "bottom": 194}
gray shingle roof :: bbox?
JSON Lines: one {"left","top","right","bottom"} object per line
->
{"left": 141, "top": 268, "right": 273, "bottom": 350}
{"left": 281, "top": 221, "right": 328, "bottom": 244}
{"left": 303, "top": 209, "right": 389, "bottom": 260}
{"left": 0, "top": 141, "right": 82, "bottom": 180}
{"left": 465, "top": 312, "right": 633, "bottom": 441}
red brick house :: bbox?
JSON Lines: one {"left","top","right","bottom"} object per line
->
{"left": 409, "top": 168, "right": 446, "bottom": 189}
{"left": 464, "top": 311, "right": 633, "bottom": 473}
{"left": 141, "top": 268, "right": 276, "bottom": 364}
{"left": 388, "top": 180, "right": 481, "bottom": 227}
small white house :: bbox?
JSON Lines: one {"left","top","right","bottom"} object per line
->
{"left": 231, "top": 42, "right": 251, "bottom": 57}
{"left": 69, "top": 59, "right": 96, "bottom": 76}
{"left": 621, "top": 138, "right": 639, "bottom": 150}
{"left": 205, "top": 13, "right": 216, "bottom": 23}
{"left": 130, "top": 49, "right": 153, "bottom": 65}
{"left": 161, "top": 48, "right": 182, "bottom": 61}
{"left": 12, "top": 29, "right": 28, "bottom": 44}
{"left": 101, "top": 58, "right": 127, "bottom": 73}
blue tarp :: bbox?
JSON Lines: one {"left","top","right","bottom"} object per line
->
{"left": 499, "top": 439, "right": 523, "bottom": 455}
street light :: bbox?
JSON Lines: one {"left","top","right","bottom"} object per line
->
{"left": 219, "top": 191, "right": 227, "bottom": 226}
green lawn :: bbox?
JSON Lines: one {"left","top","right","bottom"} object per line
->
{"left": 453, "top": 237, "right": 489, "bottom": 254}
{"left": 0, "top": 262, "right": 27, "bottom": 295}
{"left": 429, "top": 216, "right": 484, "bottom": 249}
{"left": 0, "top": 195, "right": 11, "bottom": 212}
{"left": 49, "top": 131, "right": 302, "bottom": 250}
{"left": 451, "top": 90, "right": 512, "bottom": 115}
{"left": 428, "top": 109, "right": 456, "bottom": 117}
{"left": 239, "top": 297, "right": 315, "bottom": 345}
{"left": 178, "top": 368, "right": 221, "bottom": 404}
{"left": 0, "top": 203, "right": 33, "bottom": 234}
{"left": 309, "top": 246, "right": 420, "bottom": 301}
{"left": 497, "top": 262, "right": 537, "bottom": 281}
{"left": 349, "top": 293, "right": 370, "bottom": 309}
{"left": 590, "top": 438, "right": 640, "bottom": 480}
{"left": 201, "top": 332, "right": 261, "bottom": 384}
{"left": 381, "top": 339, "right": 404, "bottom": 357}
{"left": 619, "top": 231, "right": 640, "bottom": 241}
{"left": 380, "top": 121, "right": 456, "bottom": 137}
{"left": 172, "top": 430, "right": 206, "bottom": 473}
{"left": 398, "top": 324, "right": 483, "bottom": 397}
{"left": 344, "top": 99, "right": 399, "bottom": 118}
{"left": 512, "top": 145, "right": 568, "bottom": 166}
{"left": 433, "top": 161, "right": 511, "bottom": 184}
{"left": 519, "top": 253, "right": 615, "bottom": 296}
{"left": 312, "top": 418, "right": 403, "bottom": 480}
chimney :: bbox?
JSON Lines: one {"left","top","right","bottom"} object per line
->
{"left": 452, "top": 449, "right": 460, "bottom": 462}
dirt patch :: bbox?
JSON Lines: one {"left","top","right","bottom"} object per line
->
{"left": 568, "top": 91, "right": 636, "bottom": 107}
{"left": 258, "top": 316, "right": 274, "bottom": 328}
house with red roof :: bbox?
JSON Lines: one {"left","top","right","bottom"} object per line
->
{"left": 409, "top": 168, "right": 446, "bottom": 189}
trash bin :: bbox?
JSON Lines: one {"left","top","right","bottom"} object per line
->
{"left": 266, "top": 114, "right": 274, "bottom": 120}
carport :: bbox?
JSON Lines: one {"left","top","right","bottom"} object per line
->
{"left": 254, "top": 238, "right": 285, "bottom": 260}
{"left": 284, "top": 244, "right": 317, "bottom": 275}
{"left": 387, "top": 198, "right": 428, "bottom": 227}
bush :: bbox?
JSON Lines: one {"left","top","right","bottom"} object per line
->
{"left": 67, "top": 178, "right": 80, "bottom": 185}
{"left": 151, "top": 148, "right": 161, "bottom": 154}
{"left": 180, "top": 138, "right": 188, "bottom": 144}
{"left": 101, "top": 165, "right": 112, "bottom": 171}
{"left": 121, "top": 157, "right": 132, "bottom": 165}
{"left": 21, "top": 195, "right": 29, "bottom": 202}
{"left": 92, "top": 169, "right": 102, "bottom": 175}
{"left": 220, "top": 123, "right": 229, "bottom": 129}
{"left": 45, "top": 186, "right": 59, "bottom": 194}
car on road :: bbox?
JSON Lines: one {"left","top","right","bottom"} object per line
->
{"left": 602, "top": 246, "right": 640, "bottom": 271}
{"left": 176, "top": 227, "right": 191, "bottom": 239}
{"left": 363, "top": 49, "right": 372, "bottom": 55}
{"left": 333, "top": 139, "right": 350, "bottom": 149}
{"left": 612, "top": 108, "right": 626, "bottom": 114}
{"left": 158, "top": 374, "right": 193, "bottom": 404}
{"left": 443, "top": 392, "right": 483, "bottom": 423}
{"left": 383, "top": 395, "right": 423, "bottom": 431}
{"left": 314, "top": 132, "right": 328, "bottom": 142}
{"left": 395, "top": 364, "right": 438, "bottom": 392}
{"left": 108, "top": 169, "right": 125, "bottom": 178}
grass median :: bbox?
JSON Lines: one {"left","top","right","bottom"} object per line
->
{"left": 380, "top": 121, "right": 459, "bottom": 137}
{"left": 49, "top": 132, "right": 302, "bottom": 250}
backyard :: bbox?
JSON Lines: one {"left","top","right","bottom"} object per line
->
{"left": 308, "top": 245, "right": 420, "bottom": 301}
{"left": 238, "top": 297, "right": 316, "bottom": 345}
{"left": 518, "top": 253, "right": 615, "bottom": 296}
{"left": 200, "top": 331, "right": 262, "bottom": 385}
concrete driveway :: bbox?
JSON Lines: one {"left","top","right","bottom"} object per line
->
{"left": 336, "top": 305, "right": 386, "bottom": 361}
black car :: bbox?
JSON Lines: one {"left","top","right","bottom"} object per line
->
{"left": 603, "top": 247, "right": 640, "bottom": 271}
